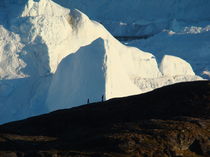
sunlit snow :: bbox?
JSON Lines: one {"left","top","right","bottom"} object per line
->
{"left": 0, "top": 0, "right": 203, "bottom": 124}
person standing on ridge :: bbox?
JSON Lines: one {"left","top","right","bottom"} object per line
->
{"left": 102, "top": 95, "right": 104, "bottom": 102}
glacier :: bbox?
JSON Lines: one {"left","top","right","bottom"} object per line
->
{"left": 0, "top": 0, "right": 202, "bottom": 124}
{"left": 56, "top": 0, "right": 210, "bottom": 76}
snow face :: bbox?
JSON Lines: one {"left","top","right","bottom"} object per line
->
{"left": 55, "top": 0, "right": 210, "bottom": 77}
{"left": 127, "top": 27, "right": 210, "bottom": 77}
{"left": 46, "top": 39, "right": 107, "bottom": 111}
{"left": 159, "top": 55, "right": 195, "bottom": 76}
{"left": 46, "top": 35, "right": 162, "bottom": 111}
{"left": 0, "top": 0, "right": 202, "bottom": 124}
{"left": 133, "top": 75, "right": 202, "bottom": 93}
{"left": 47, "top": 38, "right": 150, "bottom": 111}
{"left": 0, "top": 26, "right": 25, "bottom": 79}
{"left": 132, "top": 55, "right": 202, "bottom": 93}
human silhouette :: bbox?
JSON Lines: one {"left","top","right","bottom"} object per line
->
{"left": 101, "top": 95, "right": 104, "bottom": 102}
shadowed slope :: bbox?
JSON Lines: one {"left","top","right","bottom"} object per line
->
{"left": 0, "top": 81, "right": 209, "bottom": 157}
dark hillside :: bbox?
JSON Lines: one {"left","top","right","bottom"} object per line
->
{"left": 0, "top": 81, "right": 209, "bottom": 157}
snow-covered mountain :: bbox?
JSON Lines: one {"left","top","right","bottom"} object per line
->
{"left": 0, "top": 0, "right": 202, "bottom": 124}
{"left": 54, "top": 0, "right": 210, "bottom": 76}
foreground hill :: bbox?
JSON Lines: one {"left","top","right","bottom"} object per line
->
{"left": 0, "top": 80, "right": 209, "bottom": 157}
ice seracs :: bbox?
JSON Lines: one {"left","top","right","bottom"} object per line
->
{"left": 0, "top": 0, "right": 203, "bottom": 124}
{"left": 133, "top": 55, "right": 202, "bottom": 93}
{"left": 0, "top": 26, "right": 25, "bottom": 79}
